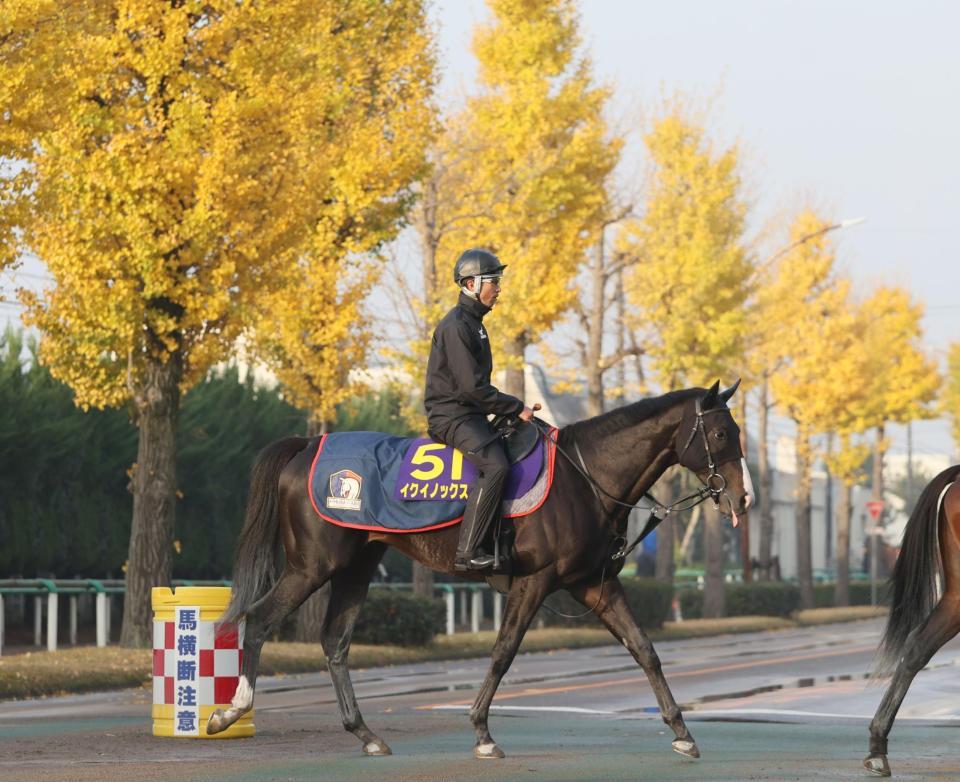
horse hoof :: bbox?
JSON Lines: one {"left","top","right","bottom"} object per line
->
{"left": 206, "top": 709, "right": 226, "bottom": 735}
{"left": 672, "top": 738, "right": 700, "bottom": 758}
{"left": 475, "top": 742, "right": 505, "bottom": 759}
{"left": 363, "top": 740, "right": 392, "bottom": 756}
{"left": 863, "top": 754, "right": 891, "bottom": 777}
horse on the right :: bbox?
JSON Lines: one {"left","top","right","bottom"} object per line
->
{"left": 865, "top": 465, "right": 960, "bottom": 776}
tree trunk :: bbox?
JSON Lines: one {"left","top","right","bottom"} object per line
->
{"left": 678, "top": 504, "right": 702, "bottom": 566}
{"left": 703, "top": 502, "right": 726, "bottom": 618}
{"left": 824, "top": 433, "right": 834, "bottom": 570}
{"left": 121, "top": 356, "right": 181, "bottom": 647}
{"left": 655, "top": 468, "right": 678, "bottom": 584}
{"left": 412, "top": 562, "right": 434, "bottom": 598}
{"left": 738, "top": 392, "right": 751, "bottom": 582}
{"left": 871, "top": 423, "right": 888, "bottom": 578}
{"left": 834, "top": 482, "right": 851, "bottom": 607}
{"left": 585, "top": 234, "right": 605, "bottom": 417}
{"left": 502, "top": 335, "right": 526, "bottom": 400}
{"left": 613, "top": 267, "right": 625, "bottom": 406}
{"left": 757, "top": 379, "right": 774, "bottom": 580}
{"left": 417, "top": 178, "right": 441, "bottom": 314}
{"left": 294, "top": 584, "right": 330, "bottom": 642}
{"left": 794, "top": 426, "right": 814, "bottom": 610}
{"left": 872, "top": 424, "right": 885, "bottom": 505}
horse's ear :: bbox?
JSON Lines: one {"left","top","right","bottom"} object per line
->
{"left": 719, "top": 378, "right": 742, "bottom": 405}
{"left": 702, "top": 380, "right": 720, "bottom": 409}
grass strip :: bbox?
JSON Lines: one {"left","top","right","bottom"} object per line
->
{"left": 0, "top": 609, "right": 887, "bottom": 701}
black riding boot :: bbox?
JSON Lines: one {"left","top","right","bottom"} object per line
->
{"left": 454, "top": 440, "right": 509, "bottom": 572}
{"left": 454, "top": 501, "right": 497, "bottom": 571}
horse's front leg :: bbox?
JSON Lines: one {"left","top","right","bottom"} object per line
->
{"left": 470, "top": 575, "right": 552, "bottom": 759}
{"left": 570, "top": 576, "right": 698, "bottom": 759}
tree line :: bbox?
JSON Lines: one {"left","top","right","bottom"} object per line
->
{"left": 0, "top": 326, "right": 414, "bottom": 579}
{"left": 1, "top": 0, "right": 955, "bottom": 643}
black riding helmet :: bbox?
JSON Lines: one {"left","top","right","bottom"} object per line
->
{"left": 453, "top": 248, "right": 507, "bottom": 286}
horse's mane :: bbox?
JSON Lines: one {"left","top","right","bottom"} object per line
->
{"left": 561, "top": 387, "right": 703, "bottom": 444}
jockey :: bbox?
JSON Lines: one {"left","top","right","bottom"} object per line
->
{"left": 424, "top": 248, "right": 537, "bottom": 572}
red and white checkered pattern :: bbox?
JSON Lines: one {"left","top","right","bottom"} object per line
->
{"left": 152, "top": 619, "right": 244, "bottom": 706}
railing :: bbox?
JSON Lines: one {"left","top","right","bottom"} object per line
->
{"left": 0, "top": 579, "right": 229, "bottom": 656}
{"left": 362, "top": 581, "right": 503, "bottom": 635}
{"left": 0, "top": 579, "right": 498, "bottom": 655}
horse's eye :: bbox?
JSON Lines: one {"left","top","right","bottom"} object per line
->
{"left": 714, "top": 430, "right": 727, "bottom": 441}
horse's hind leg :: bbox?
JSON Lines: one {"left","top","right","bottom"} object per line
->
{"left": 321, "top": 543, "right": 391, "bottom": 756}
{"left": 864, "top": 596, "right": 960, "bottom": 776}
{"left": 207, "top": 566, "right": 319, "bottom": 734}
{"left": 570, "top": 577, "right": 699, "bottom": 758}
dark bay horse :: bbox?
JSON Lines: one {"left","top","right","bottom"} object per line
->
{"left": 865, "top": 465, "right": 960, "bottom": 776}
{"left": 207, "top": 381, "right": 753, "bottom": 760}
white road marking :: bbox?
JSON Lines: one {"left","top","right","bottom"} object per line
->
{"left": 427, "top": 705, "right": 615, "bottom": 715}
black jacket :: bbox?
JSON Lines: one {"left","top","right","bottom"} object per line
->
{"left": 424, "top": 293, "right": 523, "bottom": 444}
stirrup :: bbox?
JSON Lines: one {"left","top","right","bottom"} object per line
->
{"left": 454, "top": 552, "right": 496, "bottom": 572}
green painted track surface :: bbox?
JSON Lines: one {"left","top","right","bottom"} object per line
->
{"left": 2, "top": 713, "right": 958, "bottom": 781}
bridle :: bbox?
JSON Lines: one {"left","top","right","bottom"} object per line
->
{"left": 675, "top": 396, "right": 730, "bottom": 504}
{"left": 532, "top": 397, "right": 739, "bottom": 564}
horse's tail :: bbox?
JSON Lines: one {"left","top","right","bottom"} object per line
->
{"left": 222, "top": 436, "right": 311, "bottom": 625}
{"left": 876, "top": 464, "right": 960, "bottom": 674}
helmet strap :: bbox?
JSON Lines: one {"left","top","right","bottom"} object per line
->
{"left": 460, "top": 276, "right": 481, "bottom": 301}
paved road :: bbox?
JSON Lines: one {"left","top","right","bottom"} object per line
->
{"left": 2, "top": 618, "right": 960, "bottom": 781}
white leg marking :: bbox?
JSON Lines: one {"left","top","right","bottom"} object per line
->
{"left": 474, "top": 742, "right": 505, "bottom": 759}
{"left": 232, "top": 675, "right": 253, "bottom": 711}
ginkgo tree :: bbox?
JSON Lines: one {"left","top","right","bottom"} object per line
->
{"left": 616, "top": 102, "right": 751, "bottom": 598}
{"left": 745, "top": 210, "right": 838, "bottom": 580}
{"left": 440, "top": 0, "right": 620, "bottom": 399}
{"left": 618, "top": 104, "right": 752, "bottom": 391}
{"left": 252, "top": 7, "right": 435, "bottom": 434}
{"left": 856, "top": 286, "right": 940, "bottom": 533}
{"left": 823, "top": 434, "right": 870, "bottom": 606}
{"left": 771, "top": 270, "right": 856, "bottom": 609}
{"left": 0, "top": 0, "right": 435, "bottom": 645}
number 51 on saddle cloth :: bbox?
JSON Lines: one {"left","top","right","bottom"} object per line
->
{"left": 307, "top": 429, "right": 557, "bottom": 533}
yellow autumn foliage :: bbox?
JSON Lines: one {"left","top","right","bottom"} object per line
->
{"left": 420, "top": 0, "right": 620, "bottom": 386}
{"left": 856, "top": 286, "right": 940, "bottom": 430}
{"left": 0, "top": 0, "right": 436, "bottom": 644}
{"left": 1, "top": 0, "right": 434, "bottom": 411}
{"left": 618, "top": 104, "right": 751, "bottom": 389}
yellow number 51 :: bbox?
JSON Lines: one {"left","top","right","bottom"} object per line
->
{"left": 410, "top": 443, "right": 463, "bottom": 481}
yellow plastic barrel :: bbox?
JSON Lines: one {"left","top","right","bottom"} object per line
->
{"left": 151, "top": 586, "right": 254, "bottom": 738}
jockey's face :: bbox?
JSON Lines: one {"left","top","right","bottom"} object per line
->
{"left": 475, "top": 275, "right": 501, "bottom": 308}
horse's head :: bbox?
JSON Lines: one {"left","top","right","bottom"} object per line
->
{"left": 675, "top": 379, "right": 754, "bottom": 525}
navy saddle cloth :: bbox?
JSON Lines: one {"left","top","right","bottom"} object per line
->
{"left": 307, "top": 430, "right": 554, "bottom": 532}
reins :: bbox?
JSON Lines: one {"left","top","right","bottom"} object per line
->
{"left": 532, "top": 400, "right": 726, "bottom": 565}
{"left": 532, "top": 401, "right": 732, "bottom": 620}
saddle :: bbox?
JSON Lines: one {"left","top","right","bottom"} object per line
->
{"left": 490, "top": 416, "right": 540, "bottom": 464}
